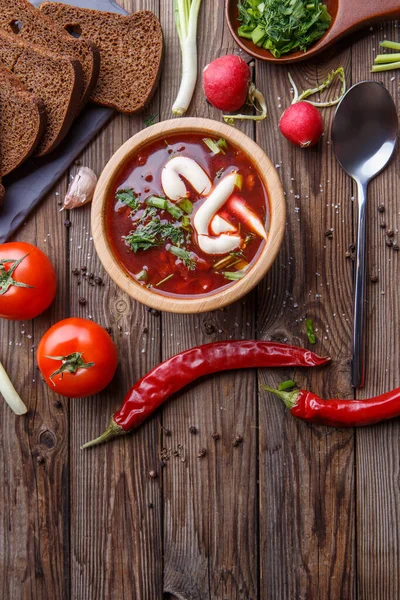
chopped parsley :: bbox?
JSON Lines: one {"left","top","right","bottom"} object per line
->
{"left": 144, "top": 114, "right": 158, "bottom": 127}
{"left": 116, "top": 189, "right": 139, "bottom": 210}
{"left": 168, "top": 245, "right": 197, "bottom": 270}
{"left": 123, "top": 218, "right": 185, "bottom": 253}
{"left": 237, "top": 0, "right": 331, "bottom": 58}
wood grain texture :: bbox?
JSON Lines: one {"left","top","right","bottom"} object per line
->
{"left": 256, "top": 51, "right": 356, "bottom": 599}
{"left": 1, "top": 1, "right": 400, "bottom": 599}
{"left": 0, "top": 179, "right": 70, "bottom": 600}
{"left": 159, "top": 3, "right": 258, "bottom": 599}
{"left": 352, "top": 19, "right": 400, "bottom": 600}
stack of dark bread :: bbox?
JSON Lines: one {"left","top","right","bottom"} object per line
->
{"left": 0, "top": 0, "right": 163, "bottom": 197}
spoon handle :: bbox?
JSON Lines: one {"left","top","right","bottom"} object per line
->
{"left": 352, "top": 181, "right": 368, "bottom": 388}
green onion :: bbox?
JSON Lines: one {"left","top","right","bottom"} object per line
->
{"left": 234, "top": 173, "right": 243, "bottom": 191}
{"left": 372, "top": 61, "right": 400, "bottom": 73}
{"left": 217, "top": 138, "right": 228, "bottom": 150}
{"left": 203, "top": 137, "right": 223, "bottom": 154}
{"left": 181, "top": 215, "right": 191, "bottom": 229}
{"left": 213, "top": 256, "right": 241, "bottom": 270}
{"left": 374, "top": 53, "right": 400, "bottom": 64}
{"left": 145, "top": 196, "right": 183, "bottom": 219}
{"left": 146, "top": 196, "right": 168, "bottom": 210}
{"left": 136, "top": 269, "right": 148, "bottom": 281}
{"left": 223, "top": 271, "right": 246, "bottom": 281}
{"left": 156, "top": 274, "right": 174, "bottom": 287}
{"left": 278, "top": 379, "right": 296, "bottom": 391}
{"left": 172, "top": 0, "right": 203, "bottom": 116}
{"left": 380, "top": 40, "right": 400, "bottom": 51}
{"left": 177, "top": 198, "right": 193, "bottom": 214}
{"left": 305, "top": 318, "right": 316, "bottom": 345}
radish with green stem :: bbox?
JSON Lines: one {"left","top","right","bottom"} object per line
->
{"left": 203, "top": 55, "right": 267, "bottom": 122}
{"left": 279, "top": 68, "right": 346, "bottom": 148}
{"left": 172, "top": 0, "right": 203, "bottom": 116}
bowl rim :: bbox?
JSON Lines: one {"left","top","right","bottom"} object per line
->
{"left": 91, "top": 117, "right": 286, "bottom": 314}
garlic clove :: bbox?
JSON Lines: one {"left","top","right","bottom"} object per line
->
{"left": 62, "top": 166, "right": 98, "bottom": 210}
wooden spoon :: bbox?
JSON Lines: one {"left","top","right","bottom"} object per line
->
{"left": 225, "top": 0, "right": 400, "bottom": 64}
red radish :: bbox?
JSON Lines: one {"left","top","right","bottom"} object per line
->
{"left": 226, "top": 194, "right": 267, "bottom": 240}
{"left": 203, "top": 55, "right": 267, "bottom": 122}
{"left": 279, "top": 101, "right": 324, "bottom": 148}
{"left": 203, "top": 55, "right": 250, "bottom": 111}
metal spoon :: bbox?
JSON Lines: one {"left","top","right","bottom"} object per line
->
{"left": 332, "top": 81, "right": 398, "bottom": 388}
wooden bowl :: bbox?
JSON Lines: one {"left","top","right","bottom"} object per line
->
{"left": 225, "top": 0, "right": 400, "bottom": 64}
{"left": 92, "top": 118, "right": 286, "bottom": 314}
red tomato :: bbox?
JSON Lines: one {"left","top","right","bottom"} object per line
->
{"left": 0, "top": 242, "right": 57, "bottom": 320}
{"left": 37, "top": 318, "right": 118, "bottom": 398}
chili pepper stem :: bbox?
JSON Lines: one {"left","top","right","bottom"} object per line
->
{"left": 261, "top": 386, "right": 299, "bottom": 410}
{"left": 81, "top": 418, "right": 125, "bottom": 449}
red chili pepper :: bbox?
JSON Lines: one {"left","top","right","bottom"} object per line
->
{"left": 82, "top": 341, "right": 330, "bottom": 448}
{"left": 264, "top": 386, "right": 400, "bottom": 427}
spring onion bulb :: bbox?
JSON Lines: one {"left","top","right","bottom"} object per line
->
{"left": 172, "top": 0, "right": 203, "bottom": 116}
{"left": 0, "top": 360, "right": 28, "bottom": 415}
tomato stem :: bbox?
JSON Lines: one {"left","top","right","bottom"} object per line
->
{"left": 46, "top": 352, "right": 95, "bottom": 383}
{"left": 0, "top": 255, "right": 34, "bottom": 296}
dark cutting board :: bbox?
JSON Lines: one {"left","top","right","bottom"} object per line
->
{"left": 0, "top": 0, "right": 128, "bottom": 243}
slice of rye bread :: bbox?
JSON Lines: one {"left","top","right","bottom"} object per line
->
{"left": 39, "top": 3, "right": 163, "bottom": 113}
{"left": 0, "top": 63, "right": 46, "bottom": 175}
{"left": 0, "top": 0, "right": 100, "bottom": 111}
{"left": 0, "top": 29, "right": 83, "bottom": 156}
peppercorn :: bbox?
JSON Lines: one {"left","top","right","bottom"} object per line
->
{"left": 159, "top": 460, "right": 166, "bottom": 469}
{"left": 105, "top": 327, "right": 112, "bottom": 334}
{"left": 88, "top": 272, "right": 94, "bottom": 280}
{"left": 387, "top": 229, "right": 394, "bottom": 237}
{"left": 81, "top": 266, "right": 87, "bottom": 272}
{"left": 79, "top": 297, "right": 87, "bottom": 306}
{"left": 394, "top": 244, "right": 399, "bottom": 251}
{"left": 386, "top": 238, "right": 393, "bottom": 247}
{"left": 149, "top": 470, "right": 157, "bottom": 479}
{"left": 147, "top": 307, "right": 160, "bottom": 317}
{"left": 94, "top": 276, "right": 103, "bottom": 285}
{"left": 163, "top": 427, "right": 171, "bottom": 437}
{"left": 189, "top": 425, "right": 197, "bottom": 434}
{"left": 378, "top": 204, "right": 385, "bottom": 213}
{"left": 148, "top": 502, "right": 153, "bottom": 509}
{"left": 380, "top": 222, "right": 386, "bottom": 229}
{"left": 53, "top": 400, "right": 62, "bottom": 408}
{"left": 233, "top": 434, "right": 243, "bottom": 447}
{"left": 325, "top": 230, "right": 333, "bottom": 239}
{"left": 370, "top": 274, "right": 379, "bottom": 283}
{"left": 72, "top": 268, "right": 79, "bottom": 276}
{"left": 197, "top": 448, "right": 207, "bottom": 458}
{"left": 211, "top": 432, "right": 220, "bottom": 441}
{"left": 345, "top": 251, "right": 351, "bottom": 259}
{"left": 36, "top": 455, "right": 45, "bottom": 465}
{"left": 64, "top": 219, "right": 71, "bottom": 228}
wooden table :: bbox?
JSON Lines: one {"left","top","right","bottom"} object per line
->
{"left": 1, "top": 2, "right": 400, "bottom": 599}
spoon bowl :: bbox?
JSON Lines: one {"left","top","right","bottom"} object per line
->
{"left": 332, "top": 81, "right": 398, "bottom": 387}
{"left": 225, "top": 0, "right": 400, "bottom": 64}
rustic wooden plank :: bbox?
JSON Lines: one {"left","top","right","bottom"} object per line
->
{"left": 0, "top": 179, "right": 70, "bottom": 600}
{"left": 159, "top": 2, "right": 258, "bottom": 598}
{"left": 256, "top": 48, "right": 356, "bottom": 598}
{"left": 67, "top": 2, "right": 163, "bottom": 599}
{"left": 353, "top": 20, "right": 400, "bottom": 600}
